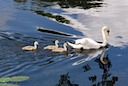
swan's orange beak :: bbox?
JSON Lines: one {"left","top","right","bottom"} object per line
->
{"left": 107, "top": 30, "right": 110, "bottom": 35}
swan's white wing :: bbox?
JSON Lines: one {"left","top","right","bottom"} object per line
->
{"left": 75, "top": 38, "right": 101, "bottom": 49}
{"left": 75, "top": 38, "right": 97, "bottom": 45}
{"left": 75, "top": 38, "right": 87, "bottom": 44}
{"left": 67, "top": 42, "right": 83, "bottom": 49}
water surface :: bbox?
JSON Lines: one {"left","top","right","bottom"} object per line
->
{"left": 0, "top": 0, "right": 128, "bottom": 86}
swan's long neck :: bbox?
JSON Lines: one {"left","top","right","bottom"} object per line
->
{"left": 100, "top": 29, "right": 107, "bottom": 47}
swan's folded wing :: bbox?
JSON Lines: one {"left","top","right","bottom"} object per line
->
{"left": 67, "top": 42, "right": 83, "bottom": 49}
{"left": 75, "top": 38, "right": 87, "bottom": 44}
{"left": 75, "top": 38, "right": 97, "bottom": 45}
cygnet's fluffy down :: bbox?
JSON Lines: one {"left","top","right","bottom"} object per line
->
{"left": 22, "top": 41, "right": 39, "bottom": 51}
{"left": 52, "top": 43, "right": 67, "bottom": 53}
{"left": 44, "top": 40, "right": 59, "bottom": 50}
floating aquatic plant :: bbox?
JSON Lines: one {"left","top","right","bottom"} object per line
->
{"left": 0, "top": 83, "right": 18, "bottom": 86}
{"left": 0, "top": 76, "right": 29, "bottom": 83}
{"left": 0, "top": 76, "right": 30, "bottom": 86}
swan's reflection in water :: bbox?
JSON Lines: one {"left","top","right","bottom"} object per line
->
{"left": 88, "top": 54, "right": 118, "bottom": 86}
{"left": 68, "top": 47, "right": 118, "bottom": 85}
{"left": 71, "top": 47, "right": 108, "bottom": 65}
{"left": 55, "top": 49, "right": 118, "bottom": 86}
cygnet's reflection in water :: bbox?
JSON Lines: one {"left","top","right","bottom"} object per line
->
{"left": 72, "top": 47, "right": 109, "bottom": 65}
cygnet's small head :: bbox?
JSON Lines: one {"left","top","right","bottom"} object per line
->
{"left": 34, "top": 41, "right": 39, "bottom": 45}
{"left": 63, "top": 42, "right": 67, "bottom": 47}
{"left": 55, "top": 40, "right": 59, "bottom": 44}
{"left": 102, "top": 26, "right": 110, "bottom": 35}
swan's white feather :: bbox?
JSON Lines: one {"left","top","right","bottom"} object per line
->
{"left": 67, "top": 42, "right": 84, "bottom": 49}
{"left": 75, "top": 38, "right": 98, "bottom": 45}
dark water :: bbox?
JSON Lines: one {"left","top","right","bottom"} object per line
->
{"left": 0, "top": 0, "right": 128, "bottom": 86}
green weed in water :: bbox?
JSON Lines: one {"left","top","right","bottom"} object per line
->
{"left": 0, "top": 76, "right": 30, "bottom": 86}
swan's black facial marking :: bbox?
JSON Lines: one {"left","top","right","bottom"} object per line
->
{"left": 52, "top": 40, "right": 55, "bottom": 43}
{"left": 80, "top": 47, "right": 84, "bottom": 51}
{"left": 107, "top": 30, "right": 110, "bottom": 35}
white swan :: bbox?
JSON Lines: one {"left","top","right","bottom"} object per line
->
{"left": 22, "top": 41, "right": 39, "bottom": 51}
{"left": 52, "top": 43, "right": 67, "bottom": 53}
{"left": 67, "top": 26, "right": 110, "bottom": 49}
{"left": 43, "top": 40, "right": 59, "bottom": 50}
